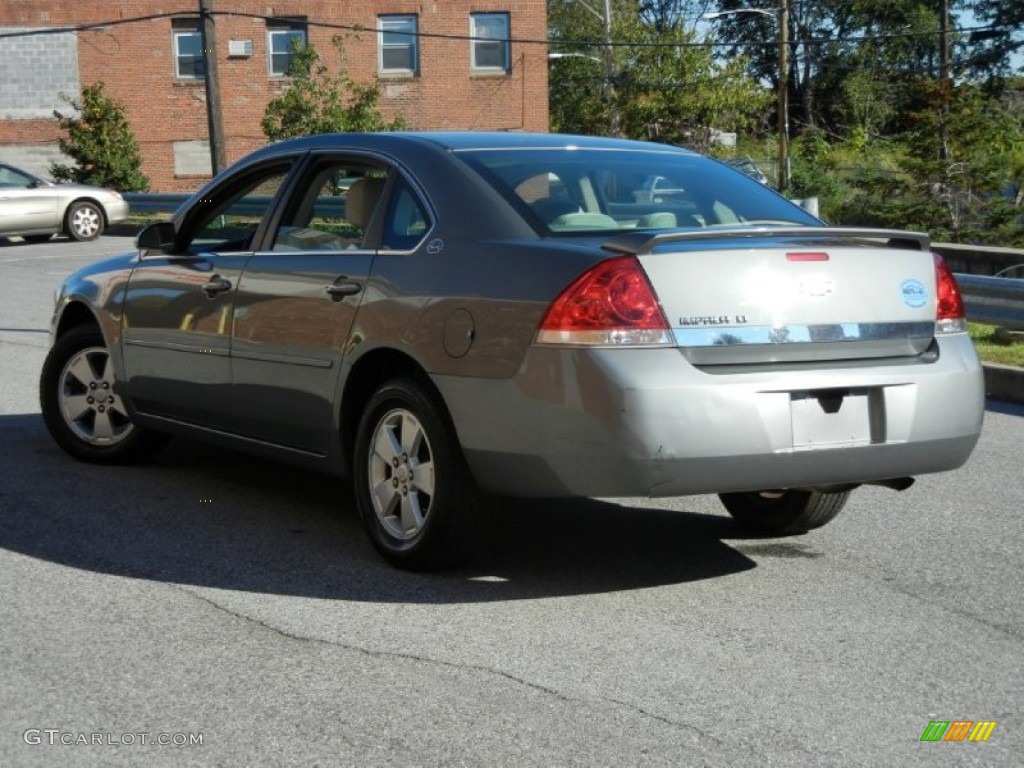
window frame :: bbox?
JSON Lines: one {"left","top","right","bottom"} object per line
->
{"left": 172, "top": 20, "right": 204, "bottom": 80}
{"left": 267, "top": 21, "right": 307, "bottom": 78}
{"left": 378, "top": 14, "right": 419, "bottom": 76}
{"left": 469, "top": 13, "right": 511, "bottom": 74}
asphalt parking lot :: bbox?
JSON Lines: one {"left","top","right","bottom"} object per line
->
{"left": 2, "top": 234, "right": 1022, "bottom": 767}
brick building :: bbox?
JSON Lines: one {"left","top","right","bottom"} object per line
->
{"left": 0, "top": 1, "right": 549, "bottom": 191}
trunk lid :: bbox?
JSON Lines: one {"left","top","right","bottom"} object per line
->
{"left": 605, "top": 227, "right": 938, "bottom": 366}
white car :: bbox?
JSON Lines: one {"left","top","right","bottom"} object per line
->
{"left": 0, "top": 161, "right": 129, "bottom": 242}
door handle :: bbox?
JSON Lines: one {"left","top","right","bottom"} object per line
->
{"left": 325, "top": 281, "right": 362, "bottom": 301}
{"left": 201, "top": 275, "right": 232, "bottom": 298}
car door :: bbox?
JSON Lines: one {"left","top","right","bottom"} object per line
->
{"left": 225, "top": 155, "right": 394, "bottom": 453}
{"left": 120, "top": 160, "right": 296, "bottom": 429}
{"left": 0, "top": 164, "right": 60, "bottom": 233}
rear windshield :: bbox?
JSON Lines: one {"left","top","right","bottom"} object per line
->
{"left": 454, "top": 147, "right": 819, "bottom": 234}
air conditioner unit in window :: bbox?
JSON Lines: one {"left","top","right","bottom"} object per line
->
{"left": 228, "top": 39, "right": 253, "bottom": 57}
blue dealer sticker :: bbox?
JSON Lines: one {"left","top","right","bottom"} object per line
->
{"left": 900, "top": 279, "right": 928, "bottom": 308}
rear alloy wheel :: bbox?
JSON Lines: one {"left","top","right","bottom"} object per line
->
{"left": 719, "top": 489, "right": 851, "bottom": 535}
{"left": 40, "top": 326, "right": 166, "bottom": 463}
{"left": 66, "top": 201, "right": 104, "bottom": 241}
{"left": 354, "top": 377, "right": 479, "bottom": 569}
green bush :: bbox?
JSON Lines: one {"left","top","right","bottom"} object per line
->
{"left": 50, "top": 83, "right": 149, "bottom": 192}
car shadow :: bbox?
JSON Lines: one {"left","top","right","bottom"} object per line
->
{"left": 1, "top": 413, "right": 759, "bottom": 603}
{"left": 985, "top": 397, "right": 1024, "bottom": 417}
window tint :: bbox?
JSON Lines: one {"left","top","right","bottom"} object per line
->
{"left": 379, "top": 15, "right": 418, "bottom": 74}
{"left": 455, "top": 148, "right": 819, "bottom": 234}
{"left": 272, "top": 161, "right": 388, "bottom": 252}
{"left": 470, "top": 14, "right": 510, "bottom": 72}
{"left": 179, "top": 164, "right": 293, "bottom": 255}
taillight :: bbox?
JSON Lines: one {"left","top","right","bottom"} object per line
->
{"left": 536, "top": 255, "right": 673, "bottom": 346}
{"left": 933, "top": 252, "right": 967, "bottom": 334}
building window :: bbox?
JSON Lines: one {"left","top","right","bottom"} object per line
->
{"left": 173, "top": 20, "right": 204, "bottom": 80}
{"left": 470, "top": 13, "right": 510, "bottom": 73}
{"left": 379, "top": 15, "right": 418, "bottom": 75}
{"left": 267, "top": 21, "right": 307, "bottom": 77}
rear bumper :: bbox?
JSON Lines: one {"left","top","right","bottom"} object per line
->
{"left": 435, "top": 335, "right": 985, "bottom": 498}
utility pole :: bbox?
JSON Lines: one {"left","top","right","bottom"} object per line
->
{"left": 199, "top": 0, "right": 226, "bottom": 175}
{"left": 571, "top": 0, "right": 619, "bottom": 136}
{"left": 777, "top": 0, "right": 790, "bottom": 193}
{"left": 703, "top": 4, "right": 790, "bottom": 193}
{"left": 601, "top": 0, "right": 619, "bottom": 136}
{"left": 939, "top": 0, "right": 951, "bottom": 163}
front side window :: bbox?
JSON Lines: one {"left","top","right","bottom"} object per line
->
{"left": 173, "top": 21, "right": 204, "bottom": 80}
{"left": 178, "top": 163, "right": 294, "bottom": 255}
{"left": 379, "top": 15, "right": 418, "bottom": 75}
{"left": 470, "top": 13, "right": 510, "bottom": 72}
{"left": 268, "top": 22, "right": 307, "bottom": 77}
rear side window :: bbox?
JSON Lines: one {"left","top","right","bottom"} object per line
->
{"left": 382, "top": 178, "right": 431, "bottom": 251}
{"left": 271, "top": 160, "right": 388, "bottom": 252}
{"left": 455, "top": 148, "right": 818, "bottom": 234}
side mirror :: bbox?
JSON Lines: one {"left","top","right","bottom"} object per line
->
{"left": 136, "top": 221, "right": 176, "bottom": 253}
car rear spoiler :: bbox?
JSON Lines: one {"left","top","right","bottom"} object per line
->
{"left": 602, "top": 226, "right": 931, "bottom": 256}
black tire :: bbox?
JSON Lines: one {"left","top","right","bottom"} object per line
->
{"left": 719, "top": 489, "right": 851, "bottom": 535}
{"left": 65, "top": 201, "right": 104, "bottom": 241}
{"left": 40, "top": 325, "right": 167, "bottom": 463}
{"left": 353, "top": 376, "right": 480, "bottom": 570}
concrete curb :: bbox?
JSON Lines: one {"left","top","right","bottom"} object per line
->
{"left": 983, "top": 364, "right": 1024, "bottom": 405}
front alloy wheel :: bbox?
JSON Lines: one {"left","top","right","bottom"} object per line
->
{"left": 354, "top": 377, "right": 479, "bottom": 569}
{"left": 40, "top": 326, "right": 166, "bottom": 463}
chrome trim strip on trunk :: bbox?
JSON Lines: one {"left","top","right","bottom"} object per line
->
{"left": 604, "top": 226, "right": 931, "bottom": 256}
{"left": 673, "top": 321, "right": 936, "bottom": 347}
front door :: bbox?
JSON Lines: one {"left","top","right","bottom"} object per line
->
{"left": 121, "top": 161, "right": 295, "bottom": 429}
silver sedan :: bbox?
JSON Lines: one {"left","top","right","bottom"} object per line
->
{"left": 38, "top": 132, "right": 985, "bottom": 569}
{"left": 0, "top": 161, "right": 129, "bottom": 242}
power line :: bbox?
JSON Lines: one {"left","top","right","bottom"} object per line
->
{"left": 0, "top": 10, "right": 1016, "bottom": 51}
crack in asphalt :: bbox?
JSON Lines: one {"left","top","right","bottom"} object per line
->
{"left": 177, "top": 585, "right": 572, "bottom": 704}
{"left": 177, "top": 584, "right": 734, "bottom": 750}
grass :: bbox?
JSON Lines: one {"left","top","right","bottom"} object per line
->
{"left": 969, "top": 322, "right": 1024, "bottom": 368}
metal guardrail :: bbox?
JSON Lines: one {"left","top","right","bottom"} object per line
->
{"left": 955, "top": 273, "right": 1024, "bottom": 330}
{"left": 123, "top": 192, "right": 188, "bottom": 214}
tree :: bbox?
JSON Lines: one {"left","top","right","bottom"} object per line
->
{"left": 262, "top": 36, "right": 404, "bottom": 141}
{"left": 615, "top": 19, "right": 771, "bottom": 151}
{"left": 50, "top": 83, "right": 149, "bottom": 191}
{"left": 548, "top": 1, "right": 770, "bottom": 148}
{"left": 967, "top": 0, "right": 1024, "bottom": 76}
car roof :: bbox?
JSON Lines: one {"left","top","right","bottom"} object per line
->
{"left": 251, "top": 131, "right": 700, "bottom": 158}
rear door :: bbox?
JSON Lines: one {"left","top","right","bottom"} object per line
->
{"left": 225, "top": 154, "right": 400, "bottom": 453}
